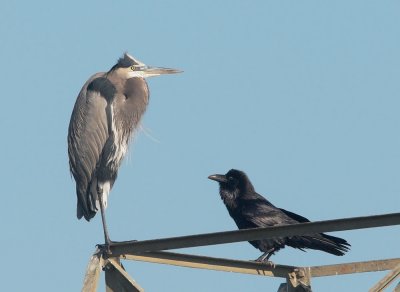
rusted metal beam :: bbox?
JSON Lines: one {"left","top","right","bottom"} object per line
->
{"left": 82, "top": 249, "right": 103, "bottom": 292}
{"left": 119, "top": 250, "right": 400, "bottom": 281}
{"left": 280, "top": 268, "right": 312, "bottom": 292}
{"left": 109, "top": 212, "right": 400, "bottom": 255}
{"left": 310, "top": 258, "right": 400, "bottom": 277}
{"left": 121, "top": 251, "right": 296, "bottom": 278}
{"left": 369, "top": 263, "right": 400, "bottom": 292}
{"left": 104, "top": 258, "right": 144, "bottom": 292}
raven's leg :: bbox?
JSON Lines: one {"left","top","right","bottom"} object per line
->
{"left": 255, "top": 248, "right": 276, "bottom": 267}
{"left": 97, "top": 184, "right": 112, "bottom": 253}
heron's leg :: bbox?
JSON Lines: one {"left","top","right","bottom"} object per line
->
{"left": 97, "top": 185, "right": 112, "bottom": 252}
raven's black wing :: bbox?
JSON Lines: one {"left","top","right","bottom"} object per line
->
{"left": 279, "top": 208, "right": 310, "bottom": 223}
{"left": 238, "top": 192, "right": 297, "bottom": 227}
{"left": 278, "top": 209, "right": 350, "bottom": 255}
{"left": 239, "top": 194, "right": 350, "bottom": 255}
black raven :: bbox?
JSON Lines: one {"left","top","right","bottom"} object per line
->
{"left": 208, "top": 169, "right": 350, "bottom": 262}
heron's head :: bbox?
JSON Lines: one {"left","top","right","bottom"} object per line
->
{"left": 109, "top": 53, "right": 182, "bottom": 79}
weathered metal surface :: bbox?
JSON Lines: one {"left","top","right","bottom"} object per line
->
{"left": 81, "top": 212, "right": 400, "bottom": 291}
{"left": 109, "top": 212, "right": 400, "bottom": 255}
{"left": 105, "top": 258, "right": 144, "bottom": 292}
{"left": 310, "top": 258, "right": 400, "bottom": 277}
{"left": 369, "top": 263, "right": 400, "bottom": 292}
{"left": 121, "top": 250, "right": 296, "bottom": 278}
{"left": 82, "top": 249, "right": 103, "bottom": 292}
{"left": 286, "top": 268, "right": 312, "bottom": 292}
{"left": 119, "top": 250, "right": 400, "bottom": 281}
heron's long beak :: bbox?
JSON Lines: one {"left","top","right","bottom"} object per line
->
{"left": 143, "top": 66, "right": 182, "bottom": 78}
{"left": 208, "top": 174, "right": 228, "bottom": 183}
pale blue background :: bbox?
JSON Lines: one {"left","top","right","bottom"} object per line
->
{"left": 1, "top": 1, "right": 399, "bottom": 291}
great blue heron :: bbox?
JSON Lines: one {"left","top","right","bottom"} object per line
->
{"left": 68, "top": 53, "right": 181, "bottom": 248}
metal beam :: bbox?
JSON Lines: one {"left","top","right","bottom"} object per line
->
{"left": 121, "top": 251, "right": 296, "bottom": 278}
{"left": 82, "top": 250, "right": 103, "bottom": 292}
{"left": 310, "top": 258, "right": 400, "bottom": 278}
{"left": 109, "top": 212, "right": 400, "bottom": 255}
{"left": 118, "top": 250, "right": 400, "bottom": 280}
{"left": 369, "top": 263, "right": 400, "bottom": 292}
{"left": 394, "top": 281, "right": 400, "bottom": 292}
{"left": 285, "top": 268, "right": 312, "bottom": 292}
{"left": 104, "top": 258, "right": 144, "bottom": 292}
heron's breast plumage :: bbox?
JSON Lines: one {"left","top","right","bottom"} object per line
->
{"left": 106, "top": 103, "right": 130, "bottom": 171}
{"left": 101, "top": 77, "right": 148, "bottom": 173}
{"left": 107, "top": 77, "right": 149, "bottom": 170}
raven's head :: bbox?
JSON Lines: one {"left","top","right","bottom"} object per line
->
{"left": 208, "top": 169, "right": 255, "bottom": 206}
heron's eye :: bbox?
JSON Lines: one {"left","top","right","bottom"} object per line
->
{"left": 130, "top": 65, "right": 136, "bottom": 71}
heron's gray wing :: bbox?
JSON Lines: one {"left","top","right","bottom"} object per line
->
{"left": 68, "top": 73, "right": 109, "bottom": 220}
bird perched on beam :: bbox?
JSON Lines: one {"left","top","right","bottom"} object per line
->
{"left": 208, "top": 169, "right": 350, "bottom": 263}
{"left": 68, "top": 53, "right": 181, "bottom": 248}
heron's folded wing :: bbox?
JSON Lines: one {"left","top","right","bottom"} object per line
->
{"left": 68, "top": 74, "right": 109, "bottom": 219}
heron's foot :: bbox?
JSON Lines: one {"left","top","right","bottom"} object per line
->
{"left": 112, "top": 239, "right": 138, "bottom": 245}
{"left": 97, "top": 239, "right": 116, "bottom": 256}
{"left": 97, "top": 243, "right": 110, "bottom": 255}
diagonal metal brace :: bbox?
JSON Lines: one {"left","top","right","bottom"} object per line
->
{"left": 104, "top": 258, "right": 144, "bottom": 292}
{"left": 369, "top": 263, "right": 400, "bottom": 292}
{"left": 82, "top": 249, "right": 103, "bottom": 292}
{"left": 288, "top": 268, "right": 312, "bottom": 292}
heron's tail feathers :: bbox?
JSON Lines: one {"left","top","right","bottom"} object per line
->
{"left": 77, "top": 201, "right": 96, "bottom": 221}
{"left": 76, "top": 184, "right": 98, "bottom": 222}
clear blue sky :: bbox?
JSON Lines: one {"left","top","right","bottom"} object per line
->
{"left": 1, "top": 1, "right": 399, "bottom": 291}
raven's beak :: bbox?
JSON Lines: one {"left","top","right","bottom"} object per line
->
{"left": 143, "top": 66, "right": 182, "bottom": 77}
{"left": 208, "top": 174, "right": 228, "bottom": 183}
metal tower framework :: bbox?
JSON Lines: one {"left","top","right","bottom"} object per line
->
{"left": 82, "top": 212, "right": 400, "bottom": 292}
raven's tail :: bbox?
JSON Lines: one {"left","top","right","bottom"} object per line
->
{"left": 288, "top": 233, "right": 351, "bottom": 256}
